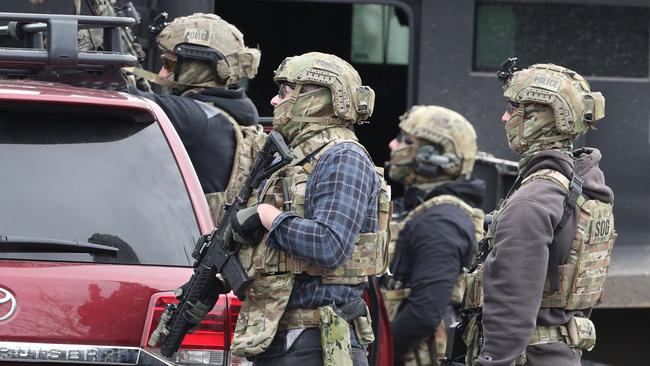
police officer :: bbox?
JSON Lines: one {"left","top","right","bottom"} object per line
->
{"left": 462, "top": 62, "right": 616, "bottom": 366}
{"left": 132, "top": 13, "right": 263, "bottom": 222}
{"left": 383, "top": 106, "right": 485, "bottom": 366}
{"left": 229, "top": 52, "right": 390, "bottom": 366}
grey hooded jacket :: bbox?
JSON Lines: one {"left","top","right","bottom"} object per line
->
{"left": 476, "top": 148, "right": 614, "bottom": 366}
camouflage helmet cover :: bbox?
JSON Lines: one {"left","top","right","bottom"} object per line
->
{"left": 157, "top": 13, "right": 260, "bottom": 86}
{"left": 504, "top": 63, "right": 605, "bottom": 137}
{"left": 399, "top": 105, "right": 478, "bottom": 176}
{"left": 273, "top": 52, "right": 375, "bottom": 124}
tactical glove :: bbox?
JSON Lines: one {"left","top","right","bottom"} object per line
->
{"left": 231, "top": 205, "right": 265, "bottom": 246}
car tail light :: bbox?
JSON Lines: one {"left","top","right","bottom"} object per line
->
{"left": 225, "top": 296, "right": 251, "bottom": 366}
{"left": 145, "top": 292, "right": 252, "bottom": 366}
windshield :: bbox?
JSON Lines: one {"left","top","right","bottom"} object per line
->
{"left": 0, "top": 106, "right": 200, "bottom": 266}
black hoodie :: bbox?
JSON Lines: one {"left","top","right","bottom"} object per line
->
{"left": 391, "top": 178, "right": 485, "bottom": 365}
{"left": 136, "top": 87, "right": 259, "bottom": 194}
{"left": 477, "top": 148, "right": 614, "bottom": 366}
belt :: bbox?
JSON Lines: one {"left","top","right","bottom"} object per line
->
{"left": 278, "top": 298, "right": 368, "bottom": 330}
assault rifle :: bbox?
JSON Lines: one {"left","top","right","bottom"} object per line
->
{"left": 149, "top": 130, "right": 294, "bottom": 357}
{"left": 84, "top": 0, "right": 151, "bottom": 91}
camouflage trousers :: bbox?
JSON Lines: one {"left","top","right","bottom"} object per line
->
{"left": 252, "top": 328, "right": 368, "bottom": 366}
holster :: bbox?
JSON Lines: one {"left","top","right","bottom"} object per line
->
{"left": 440, "top": 321, "right": 467, "bottom": 366}
{"left": 279, "top": 298, "right": 374, "bottom": 345}
{"left": 319, "top": 305, "right": 353, "bottom": 366}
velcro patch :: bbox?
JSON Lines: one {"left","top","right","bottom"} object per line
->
{"left": 531, "top": 74, "right": 561, "bottom": 92}
{"left": 589, "top": 217, "right": 614, "bottom": 243}
{"left": 184, "top": 28, "right": 211, "bottom": 43}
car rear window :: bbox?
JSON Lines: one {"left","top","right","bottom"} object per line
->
{"left": 0, "top": 106, "right": 200, "bottom": 266}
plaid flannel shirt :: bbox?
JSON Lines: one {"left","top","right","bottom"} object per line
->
{"left": 266, "top": 142, "right": 380, "bottom": 309}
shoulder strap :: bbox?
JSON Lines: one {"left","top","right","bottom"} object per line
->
{"left": 208, "top": 104, "right": 246, "bottom": 197}
{"left": 403, "top": 194, "right": 475, "bottom": 223}
{"left": 523, "top": 168, "right": 584, "bottom": 292}
{"left": 303, "top": 138, "right": 369, "bottom": 173}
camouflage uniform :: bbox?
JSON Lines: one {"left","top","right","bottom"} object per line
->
{"left": 132, "top": 13, "right": 264, "bottom": 223}
{"left": 230, "top": 53, "right": 390, "bottom": 366}
{"left": 382, "top": 106, "right": 485, "bottom": 366}
{"left": 461, "top": 64, "right": 615, "bottom": 366}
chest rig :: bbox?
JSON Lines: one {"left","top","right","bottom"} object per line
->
{"left": 382, "top": 194, "right": 484, "bottom": 366}
{"left": 202, "top": 103, "right": 267, "bottom": 225}
{"left": 461, "top": 169, "right": 616, "bottom": 365}
{"left": 239, "top": 132, "right": 391, "bottom": 283}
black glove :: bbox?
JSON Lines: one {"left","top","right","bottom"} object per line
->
{"left": 230, "top": 205, "right": 265, "bottom": 246}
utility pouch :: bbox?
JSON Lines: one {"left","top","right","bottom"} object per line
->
{"left": 567, "top": 316, "right": 596, "bottom": 351}
{"left": 462, "top": 314, "right": 481, "bottom": 366}
{"left": 231, "top": 273, "right": 294, "bottom": 357}
{"left": 353, "top": 305, "right": 375, "bottom": 346}
{"left": 381, "top": 287, "right": 410, "bottom": 320}
{"left": 319, "top": 305, "right": 353, "bottom": 366}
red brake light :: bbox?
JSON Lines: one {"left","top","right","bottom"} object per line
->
{"left": 143, "top": 292, "right": 249, "bottom": 365}
{"left": 227, "top": 295, "right": 244, "bottom": 346}
{"left": 146, "top": 293, "right": 228, "bottom": 351}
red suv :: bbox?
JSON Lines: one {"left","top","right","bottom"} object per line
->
{"left": 0, "top": 12, "right": 392, "bottom": 366}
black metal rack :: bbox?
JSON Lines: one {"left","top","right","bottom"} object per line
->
{"left": 0, "top": 12, "right": 137, "bottom": 69}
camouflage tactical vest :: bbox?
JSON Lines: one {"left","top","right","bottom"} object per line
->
{"left": 461, "top": 169, "right": 616, "bottom": 365}
{"left": 382, "top": 194, "right": 484, "bottom": 366}
{"left": 231, "top": 127, "right": 391, "bottom": 357}
{"left": 202, "top": 104, "right": 266, "bottom": 225}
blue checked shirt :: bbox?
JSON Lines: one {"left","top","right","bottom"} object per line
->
{"left": 266, "top": 142, "right": 380, "bottom": 310}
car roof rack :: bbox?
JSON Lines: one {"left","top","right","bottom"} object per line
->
{"left": 0, "top": 12, "right": 139, "bottom": 89}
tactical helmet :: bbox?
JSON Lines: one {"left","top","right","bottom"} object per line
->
{"left": 504, "top": 64, "right": 605, "bottom": 138}
{"left": 273, "top": 52, "right": 375, "bottom": 125}
{"left": 157, "top": 13, "right": 260, "bottom": 87}
{"left": 388, "top": 105, "right": 477, "bottom": 185}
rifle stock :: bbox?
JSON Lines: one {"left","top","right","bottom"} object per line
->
{"left": 153, "top": 131, "right": 293, "bottom": 357}
{"left": 84, "top": 0, "right": 151, "bottom": 91}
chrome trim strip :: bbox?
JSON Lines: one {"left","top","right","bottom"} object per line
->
{"left": 0, "top": 342, "right": 140, "bottom": 365}
{"left": 136, "top": 349, "right": 177, "bottom": 366}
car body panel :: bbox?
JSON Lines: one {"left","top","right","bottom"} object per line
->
{"left": 0, "top": 79, "right": 215, "bottom": 359}
{"left": 0, "top": 261, "right": 191, "bottom": 346}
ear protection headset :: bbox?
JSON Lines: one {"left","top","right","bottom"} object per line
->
{"left": 413, "top": 144, "right": 460, "bottom": 177}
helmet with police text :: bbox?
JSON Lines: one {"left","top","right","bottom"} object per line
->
{"left": 272, "top": 52, "right": 375, "bottom": 139}
{"left": 388, "top": 105, "right": 477, "bottom": 185}
{"left": 157, "top": 13, "right": 260, "bottom": 88}
{"left": 502, "top": 63, "right": 605, "bottom": 153}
